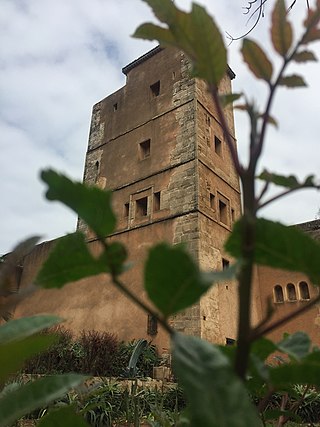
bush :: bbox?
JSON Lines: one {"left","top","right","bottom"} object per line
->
{"left": 22, "top": 329, "right": 160, "bottom": 378}
{"left": 78, "top": 330, "right": 119, "bottom": 376}
{"left": 23, "top": 326, "right": 75, "bottom": 374}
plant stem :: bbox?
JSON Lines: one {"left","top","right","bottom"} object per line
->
{"left": 97, "top": 237, "right": 174, "bottom": 336}
{"left": 234, "top": 171, "right": 256, "bottom": 379}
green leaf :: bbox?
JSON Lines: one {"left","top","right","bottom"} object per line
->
{"left": 98, "top": 241, "right": 127, "bottom": 276}
{"left": 278, "top": 74, "right": 307, "bottom": 87}
{"left": 270, "top": 362, "right": 320, "bottom": 387}
{"left": 0, "top": 315, "right": 61, "bottom": 344}
{"left": 258, "top": 114, "right": 278, "bottom": 128}
{"left": 0, "top": 335, "right": 56, "bottom": 384}
{"left": 302, "top": 28, "right": 320, "bottom": 44}
{"left": 258, "top": 170, "right": 316, "bottom": 189}
{"left": 241, "top": 39, "right": 273, "bottom": 82}
{"left": 293, "top": 50, "right": 317, "bottom": 62}
{"left": 134, "top": 1, "right": 227, "bottom": 86}
{"left": 225, "top": 218, "right": 320, "bottom": 283}
{"left": 172, "top": 334, "right": 262, "bottom": 427}
{"left": 0, "top": 374, "right": 87, "bottom": 427}
{"left": 41, "top": 170, "right": 116, "bottom": 237}
{"left": 189, "top": 4, "right": 227, "bottom": 85}
{"left": 219, "top": 93, "right": 242, "bottom": 107}
{"left": 36, "top": 232, "right": 108, "bottom": 288}
{"left": 38, "top": 406, "right": 90, "bottom": 427}
{"left": 276, "top": 332, "right": 311, "bottom": 361}
{"left": 271, "top": 0, "right": 293, "bottom": 57}
{"left": 133, "top": 23, "right": 175, "bottom": 45}
{"left": 145, "top": 244, "right": 233, "bottom": 318}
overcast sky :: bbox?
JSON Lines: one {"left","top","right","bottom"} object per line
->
{"left": 1, "top": 0, "right": 319, "bottom": 254}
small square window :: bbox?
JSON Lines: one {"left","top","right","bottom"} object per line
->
{"left": 113, "top": 103, "right": 118, "bottom": 111}
{"left": 209, "top": 193, "right": 215, "bottom": 210}
{"left": 214, "top": 136, "right": 222, "bottom": 156}
{"left": 124, "top": 202, "right": 129, "bottom": 218}
{"left": 139, "top": 139, "right": 151, "bottom": 159}
{"left": 150, "top": 81, "right": 160, "bottom": 97}
{"left": 136, "top": 197, "right": 148, "bottom": 218}
{"left": 154, "top": 191, "right": 161, "bottom": 211}
{"left": 219, "top": 199, "right": 228, "bottom": 224}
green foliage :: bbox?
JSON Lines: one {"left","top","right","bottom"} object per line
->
{"left": 0, "top": 374, "right": 87, "bottom": 427}
{"left": 172, "top": 333, "right": 262, "bottom": 427}
{"left": 41, "top": 170, "right": 116, "bottom": 238}
{"left": 3, "top": 0, "right": 320, "bottom": 426}
{"left": 133, "top": 0, "right": 227, "bottom": 86}
{"left": 258, "top": 170, "right": 316, "bottom": 190}
{"left": 226, "top": 218, "right": 320, "bottom": 283}
{"left": 271, "top": 0, "right": 293, "bottom": 58}
{"left": 37, "top": 406, "right": 89, "bottom": 427}
{"left": 241, "top": 39, "right": 273, "bottom": 82}
{"left": 22, "top": 328, "right": 160, "bottom": 379}
{"left": 145, "top": 244, "right": 233, "bottom": 318}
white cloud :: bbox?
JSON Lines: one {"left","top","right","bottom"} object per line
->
{"left": 0, "top": 0, "right": 319, "bottom": 253}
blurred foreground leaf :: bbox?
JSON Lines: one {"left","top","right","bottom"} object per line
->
{"left": 145, "top": 244, "right": 235, "bottom": 318}
{"left": 172, "top": 334, "right": 262, "bottom": 427}
{"left": 226, "top": 218, "right": 320, "bottom": 283}
{"left": 41, "top": 170, "right": 116, "bottom": 238}
{"left": 134, "top": 0, "right": 227, "bottom": 85}
{"left": 0, "top": 374, "right": 87, "bottom": 427}
{"left": 38, "top": 405, "right": 90, "bottom": 427}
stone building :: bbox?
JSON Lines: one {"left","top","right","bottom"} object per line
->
{"left": 13, "top": 46, "right": 320, "bottom": 352}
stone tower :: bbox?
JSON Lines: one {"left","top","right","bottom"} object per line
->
{"left": 78, "top": 46, "right": 242, "bottom": 349}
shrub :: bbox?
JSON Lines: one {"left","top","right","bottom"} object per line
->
{"left": 78, "top": 330, "right": 119, "bottom": 376}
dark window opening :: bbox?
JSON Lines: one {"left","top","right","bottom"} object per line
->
{"left": 231, "top": 208, "right": 235, "bottom": 222}
{"left": 147, "top": 315, "right": 158, "bottom": 335}
{"left": 150, "top": 81, "right": 160, "bottom": 97}
{"left": 172, "top": 71, "right": 176, "bottom": 79}
{"left": 299, "top": 281, "right": 310, "bottom": 300}
{"left": 214, "top": 136, "right": 222, "bottom": 156}
{"left": 113, "top": 103, "right": 118, "bottom": 111}
{"left": 274, "top": 285, "right": 284, "bottom": 303}
{"left": 287, "top": 283, "right": 297, "bottom": 301}
{"left": 154, "top": 191, "right": 161, "bottom": 212}
{"left": 203, "top": 315, "right": 206, "bottom": 321}
{"left": 139, "top": 139, "right": 151, "bottom": 159}
{"left": 226, "top": 338, "right": 235, "bottom": 346}
{"left": 95, "top": 161, "right": 99, "bottom": 170}
{"left": 222, "top": 258, "right": 230, "bottom": 270}
{"left": 219, "top": 199, "right": 228, "bottom": 224}
{"left": 124, "top": 202, "right": 129, "bottom": 218}
{"left": 136, "top": 197, "right": 148, "bottom": 218}
{"left": 210, "top": 193, "right": 215, "bottom": 210}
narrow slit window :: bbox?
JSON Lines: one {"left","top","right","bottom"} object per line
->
{"left": 231, "top": 208, "right": 235, "bottom": 222}
{"left": 274, "top": 285, "right": 284, "bottom": 303}
{"left": 139, "top": 139, "right": 151, "bottom": 159}
{"left": 219, "top": 199, "right": 228, "bottom": 224}
{"left": 287, "top": 283, "right": 297, "bottom": 301}
{"left": 124, "top": 202, "right": 129, "bottom": 218}
{"left": 147, "top": 314, "right": 158, "bottom": 335}
{"left": 214, "top": 136, "right": 222, "bottom": 156}
{"left": 150, "top": 81, "right": 160, "bottom": 97}
{"left": 210, "top": 193, "right": 215, "bottom": 210}
{"left": 154, "top": 191, "right": 161, "bottom": 212}
{"left": 222, "top": 258, "right": 230, "bottom": 270}
{"left": 136, "top": 197, "right": 148, "bottom": 218}
{"left": 299, "top": 281, "right": 310, "bottom": 300}
{"left": 113, "top": 103, "right": 118, "bottom": 111}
